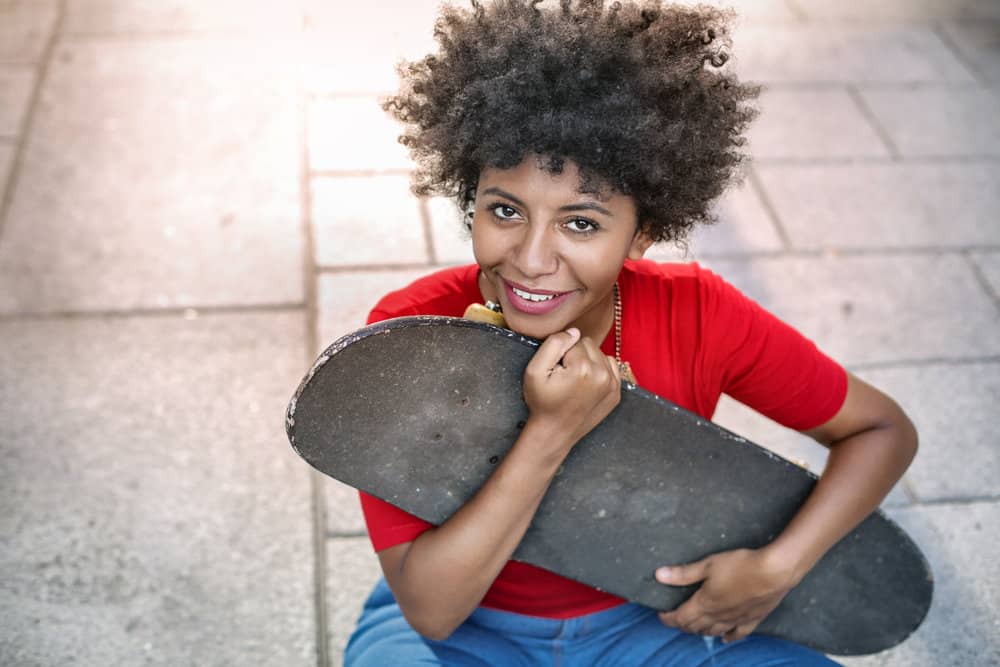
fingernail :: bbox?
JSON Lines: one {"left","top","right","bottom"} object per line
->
{"left": 656, "top": 567, "right": 672, "bottom": 580}
{"left": 566, "top": 327, "right": 580, "bottom": 338}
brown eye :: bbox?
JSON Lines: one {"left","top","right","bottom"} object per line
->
{"left": 491, "top": 204, "right": 520, "bottom": 220}
{"left": 566, "top": 218, "right": 598, "bottom": 233}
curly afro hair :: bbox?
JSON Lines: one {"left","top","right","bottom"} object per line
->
{"left": 383, "top": 0, "right": 760, "bottom": 245}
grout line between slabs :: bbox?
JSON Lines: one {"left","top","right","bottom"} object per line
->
{"left": 963, "top": 251, "right": 1000, "bottom": 315}
{"left": 907, "top": 495, "right": 1000, "bottom": 508}
{"left": 0, "top": 0, "right": 66, "bottom": 245}
{"left": 0, "top": 302, "right": 305, "bottom": 322}
{"left": 931, "top": 21, "right": 986, "bottom": 85}
{"left": 301, "top": 84, "right": 331, "bottom": 667}
{"left": 845, "top": 84, "right": 902, "bottom": 161}
{"left": 418, "top": 197, "right": 437, "bottom": 265}
{"left": 847, "top": 355, "right": 1000, "bottom": 373}
{"left": 746, "top": 165, "right": 793, "bottom": 251}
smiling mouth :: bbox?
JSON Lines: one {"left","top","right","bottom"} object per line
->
{"left": 510, "top": 286, "right": 558, "bottom": 302}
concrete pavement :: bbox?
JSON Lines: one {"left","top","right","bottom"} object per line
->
{"left": 1, "top": 1, "right": 998, "bottom": 665}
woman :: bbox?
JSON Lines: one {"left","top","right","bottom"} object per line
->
{"left": 345, "top": 2, "right": 917, "bottom": 664}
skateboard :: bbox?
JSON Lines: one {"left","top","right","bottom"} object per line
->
{"left": 286, "top": 316, "right": 932, "bottom": 656}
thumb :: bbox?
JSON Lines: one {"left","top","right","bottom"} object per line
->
{"left": 530, "top": 328, "right": 581, "bottom": 373}
{"left": 656, "top": 559, "right": 710, "bottom": 586}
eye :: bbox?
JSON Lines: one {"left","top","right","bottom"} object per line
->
{"left": 565, "top": 218, "right": 599, "bottom": 234}
{"left": 490, "top": 204, "right": 521, "bottom": 220}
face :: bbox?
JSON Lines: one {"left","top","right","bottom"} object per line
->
{"left": 472, "top": 156, "right": 652, "bottom": 341}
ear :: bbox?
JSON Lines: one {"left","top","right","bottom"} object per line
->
{"left": 627, "top": 230, "right": 655, "bottom": 260}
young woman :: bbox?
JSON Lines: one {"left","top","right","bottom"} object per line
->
{"left": 345, "top": 2, "right": 917, "bottom": 665}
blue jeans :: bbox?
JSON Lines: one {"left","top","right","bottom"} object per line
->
{"left": 345, "top": 579, "right": 841, "bottom": 666}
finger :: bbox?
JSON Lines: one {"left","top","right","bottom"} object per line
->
{"left": 528, "top": 328, "right": 581, "bottom": 374}
{"left": 656, "top": 558, "right": 710, "bottom": 587}
{"left": 723, "top": 622, "right": 757, "bottom": 643}
{"left": 658, "top": 598, "right": 704, "bottom": 630}
{"left": 607, "top": 354, "right": 622, "bottom": 384}
{"left": 706, "top": 622, "right": 734, "bottom": 638}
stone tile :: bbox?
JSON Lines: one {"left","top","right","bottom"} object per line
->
{"left": 970, "top": 251, "right": 1000, "bottom": 297}
{"left": 312, "top": 175, "right": 428, "bottom": 267}
{"left": 736, "top": 26, "right": 974, "bottom": 84}
{"left": 646, "top": 177, "right": 784, "bottom": 261}
{"left": 427, "top": 196, "right": 474, "bottom": 266}
{"left": 0, "top": 65, "right": 35, "bottom": 136}
{"left": 707, "top": 254, "right": 1000, "bottom": 367}
{"left": 325, "top": 477, "right": 366, "bottom": 535}
{"left": 63, "top": 0, "right": 306, "bottom": 34}
{"left": 326, "top": 537, "right": 383, "bottom": 667}
{"left": 793, "top": 0, "right": 1000, "bottom": 21}
{"left": 859, "top": 86, "right": 1000, "bottom": 157}
{"left": 0, "top": 311, "right": 313, "bottom": 665}
{"left": 748, "top": 89, "right": 890, "bottom": 159}
{"left": 711, "top": 395, "right": 911, "bottom": 507}
{"left": 315, "top": 269, "right": 429, "bottom": 352}
{"left": 0, "top": 39, "right": 302, "bottom": 314}
{"left": 302, "top": 1, "right": 440, "bottom": 94}
{"left": 940, "top": 21, "right": 1000, "bottom": 82}
{"left": 859, "top": 362, "right": 1000, "bottom": 502}
{"left": 0, "top": 0, "right": 58, "bottom": 63}
{"left": 839, "top": 502, "right": 1000, "bottom": 667}
{"left": 756, "top": 163, "right": 1000, "bottom": 250}
{"left": 309, "top": 96, "right": 412, "bottom": 172}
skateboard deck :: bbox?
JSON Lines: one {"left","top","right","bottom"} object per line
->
{"left": 286, "top": 316, "right": 932, "bottom": 656}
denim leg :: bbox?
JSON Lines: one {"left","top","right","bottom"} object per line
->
{"left": 587, "top": 605, "right": 842, "bottom": 667}
{"left": 344, "top": 579, "right": 533, "bottom": 667}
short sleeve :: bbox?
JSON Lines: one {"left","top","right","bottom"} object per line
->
{"left": 696, "top": 268, "right": 848, "bottom": 431}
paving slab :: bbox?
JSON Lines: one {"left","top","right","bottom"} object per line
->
{"left": 939, "top": 21, "right": 1000, "bottom": 82}
{"left": 0, "top": 65, "right": 35, "bottom": 136}
{"left": 711, "top": 395, "right": 912, "bottom": 508}
{"left": 859, "top": 86, "right": 1000, "bottom": 157}
{"left": 970, "top": 251, "right": 1000, "bottom": 298}
{"left": 427, "top": 196, "right": 475, "bottom": 266}
{"left": 0, "top": 39, "right": 302, "bottom": 314}
{"left": 645, "top": 177, "right": 784, "bottom": 261}
{"left": 839, "top": 501, "right": 1000, "bottom": 667}
{"left": 309, "top": 96, "right": 412, "bottom": 172}
{"left": 755, "top": 162, "right": 1000, "bottom": 250}
{"left": 858, "top": 362, "right": 1000, "bottom": 502}
{"left": 736, "top": 25, "right": 974, "bottom": 84}
{"left": 0, "top": 0, "right": 58, "bottom": 63}
{"left": 748, "top": 88, "right": 890, "bottom": 160}
{"left": 63, "top": 0, "right": 306, "bottom": 34}
{"left": 316, "top": 269, "right": 430, "bottom": 535}
{"left": 312, "top": 175, "right": 428, "bottom": 267}
{"left": 302, "top": 1, "right": 440, "bottom": 94}
{"left": 792, "top": 0, "right": 1000, "bottom": 21}
{"left": 326, "top": 537, "right": 384, "bottom": 667}
{"left": 0, "top": 311, "right": 314, "bottom": 666}
{"left": 706, "top": 254, "right": 1000, "bottom": 366}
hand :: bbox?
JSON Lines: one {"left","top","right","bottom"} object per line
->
{"left": 656, "top": 548, "right": 800, "bottom": 643}
{"left": 522, "top": 328, "right": 622, "bottom": 454}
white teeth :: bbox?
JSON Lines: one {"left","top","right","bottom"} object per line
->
{"left": 512, "top": 286, "right": 556, "bottom": 302}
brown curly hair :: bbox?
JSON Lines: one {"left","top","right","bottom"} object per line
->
{"left": 383, "top": 0, "right": 760, "bottom": 244}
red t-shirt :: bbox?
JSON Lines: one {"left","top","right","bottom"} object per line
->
{"left": 359, "top": 259, "right": 848, "bottom": 618}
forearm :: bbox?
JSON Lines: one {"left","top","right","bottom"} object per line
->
{"left": 766, "top": 397, "right": 918, "bottom": 581}
{"left": 383, "top": 419, "right": 570, "bottom": 639}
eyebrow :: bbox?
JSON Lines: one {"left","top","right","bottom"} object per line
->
{"left": 481, "top": 187, "right": 614, "bottom": 217}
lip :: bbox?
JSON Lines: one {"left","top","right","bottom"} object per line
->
{"left": 500, "top": 277, "right": 575, "bottom": 315}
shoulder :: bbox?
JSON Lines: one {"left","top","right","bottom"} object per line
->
{"left": 620, "top": 258, "right": 721, "bottom": 299}
{"left": 368, "top": 264, "right": 480, "bottom": 323}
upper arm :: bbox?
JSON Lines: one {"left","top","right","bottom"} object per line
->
{"left": 803, "top": 371, "right": 917, "bottom": 451}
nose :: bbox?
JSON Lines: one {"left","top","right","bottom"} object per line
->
{"left": 513, "top": 223, "right": 559, "bottom": 278}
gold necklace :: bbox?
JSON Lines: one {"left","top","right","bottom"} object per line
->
{"left": 464, "top": 283, "right": 636, "bottom": 385}
{"left": 614, "top": 283, "right": 637, "bottom": 385}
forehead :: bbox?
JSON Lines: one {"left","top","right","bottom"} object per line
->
{"left": 478, "top": 157, "right": 628, "bottom": 208}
